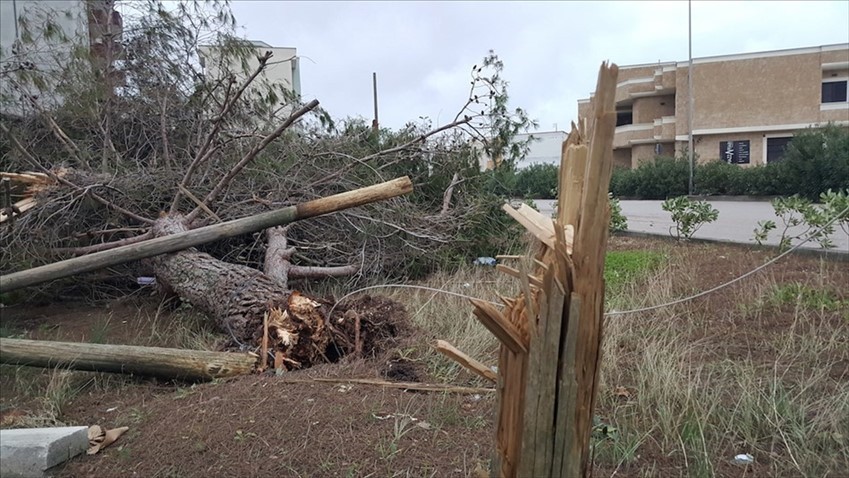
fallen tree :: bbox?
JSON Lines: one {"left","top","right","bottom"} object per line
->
{"left": 1, "top": 2, "right": 535, "bottom": 373}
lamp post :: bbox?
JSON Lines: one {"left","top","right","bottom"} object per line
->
{"left": 688, "top": 0, "right": 695, "bottom": 195}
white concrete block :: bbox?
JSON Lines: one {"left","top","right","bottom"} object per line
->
{"left": 0, "top": 426, "right": 89, "bottom": 477}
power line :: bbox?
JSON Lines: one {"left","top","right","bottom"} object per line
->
{"left": 330, "top": 204, "right": 849, "bottom": 319}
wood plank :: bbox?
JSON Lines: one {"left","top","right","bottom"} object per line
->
{"left": 0, "top": 176, "right": 413, "bottom": 292}
{"left": 434, "top": 339, "right": 497, "bottom": 382}
{"left": 470, "top": 299, "right": 527, "bottom": 354}
{"left": 501, "top": 203, "right": 554, "bottom": 248}
{"left": 0, "top": 197, "right": 36, "bottom": 223}
{"left": 495, "top": 264, "right": 543, "bottom": 288}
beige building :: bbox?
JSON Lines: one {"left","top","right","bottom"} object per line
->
{"left": 578, "top": 44, "right": 849, "bottom": 169}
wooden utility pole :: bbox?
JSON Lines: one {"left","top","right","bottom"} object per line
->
{"left": 0, "top": 338, "right": 257, "bottom": 381}
{"left": 372, "top": 72, "right": 379, "bottom": 132}
{"left": 471, "top": 62, "right": 618, "bottom": 477}
{"left": 0, "top": 177, "right": 412, "bottom": 292}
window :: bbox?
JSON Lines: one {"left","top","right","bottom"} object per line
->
{"left": 616, "top": 110, "right": 633, "bottom": 127}
{"left": 766, "top": 137, "right": 792, "bottom": 164}
{"left": 720, "top": 140, "right": 750, "bottom": 164}
{"left": 822, "top": 80, "right": 848, "bottom": 103}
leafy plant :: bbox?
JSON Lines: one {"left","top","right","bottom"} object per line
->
{"left": 608, "top": 194, "right": 628, "bottom": 233}
{"left": 753, "top": 189, "right": 849, "bottom": 252}
{"left": 661, "top": 197, "right": 719, "bottom": 240}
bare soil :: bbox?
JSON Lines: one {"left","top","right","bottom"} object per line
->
{"left": 1, "top": 236, "right": 846, "bottom": 477}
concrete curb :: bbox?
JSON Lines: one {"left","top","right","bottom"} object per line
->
{"left": 615, "top": 230, "right": 849, "bottom": 262}
{"left": 0, "top": 426, "right": 89, "bottom": 477}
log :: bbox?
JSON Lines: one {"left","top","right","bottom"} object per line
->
{"left": 0, "top": 176, "right": 413, "bottom": 292}
{"left": 0, "top": 338, "right": 257, "bottom": 381}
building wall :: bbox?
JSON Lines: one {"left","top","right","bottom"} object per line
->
{"left": 579, "top": 44, "right": 849, "bottom": 172}
{"left": 199, "top": 44, "right": 301, "bottom": 97}
{"left": 634, "top": 95, "right": 675, "bottom": 124}
{"left": 517, "top": 131, "right": 567, "bottom": 168}
{"left": 0, "top": 0, "right": 88, "bottom": 114}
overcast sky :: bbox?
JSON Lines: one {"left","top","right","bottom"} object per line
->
{"left": 230, "top": 1, "right": 849, "bottom": 132}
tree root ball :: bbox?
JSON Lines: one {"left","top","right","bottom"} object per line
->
{"left": 325, "top": 295, "right": 410, "bottom": 362}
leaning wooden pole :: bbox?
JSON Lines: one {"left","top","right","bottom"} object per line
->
{"left": 0, "top": 176, "right": 413, "bottom": 292}
{"left": 474, "top": 62, "right": 618, "bottom": 477}
{"left": 0, "top": 338, "right": 257, "bottom": 381}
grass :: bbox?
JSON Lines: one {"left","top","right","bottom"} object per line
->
{"left": 594, "top": 247, "right": 848, "bottom": 476}
{"left": 1, "top": 237, "right": 845, "bottom": 476}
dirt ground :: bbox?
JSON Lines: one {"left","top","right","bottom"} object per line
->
{"left": 1, "top": 236, "right": 846, "bottom": 477}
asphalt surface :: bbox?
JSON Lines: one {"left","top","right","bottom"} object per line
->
{"left": 534, "top": 199, "right": 849, "bottom": 252}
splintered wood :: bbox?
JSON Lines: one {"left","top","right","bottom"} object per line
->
{"left": 470, "top": 62, "right": 618, "bottom": 478}
{"left": 0, "top": 171, "right": 58, "bottom": 223}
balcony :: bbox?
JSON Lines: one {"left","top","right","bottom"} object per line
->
{"left": 613, "top": 123, "right": 653, "bottom": 148}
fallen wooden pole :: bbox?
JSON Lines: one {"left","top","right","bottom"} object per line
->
{"left": 0, "top": 338, "right": 257, "bottom": 381}
{"left": 282, "top": 377, "right": 494, "bottom": 394}
{"left": 0, "top": 176, "right": 413, "bottom": 292}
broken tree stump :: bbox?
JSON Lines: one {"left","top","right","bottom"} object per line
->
{"left": 473, "top": 62, "right": 618, "bottom": 477}
{"left": 0, "top": 338, "right": 257, "bottom": 381}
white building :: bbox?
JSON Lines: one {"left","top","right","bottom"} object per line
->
{"left": 0, "top": 0, "right": 119, "bottom": 115}
{"left": 198, "top": 40, "right": 301, "bottom": 99}
{"left": 477, "top": 130, "right": 567, "bottom": 170}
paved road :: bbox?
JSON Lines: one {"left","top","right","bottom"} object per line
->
{"left": 534, "top": 199, "right": 849, "bottom": 252}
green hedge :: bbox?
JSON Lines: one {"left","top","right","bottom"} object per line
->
{"left": 610, "top": 125, "right": 849, "bottom": 200}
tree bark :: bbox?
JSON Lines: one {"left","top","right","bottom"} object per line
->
{"left": 0, "top": 338, "right": 256, "bottom": 381}
{"left": 151, "top": 215, "right": 292, "bottom": 345}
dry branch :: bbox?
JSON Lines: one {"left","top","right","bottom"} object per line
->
{"left": 1, "top": 176, "right": 413, "bottom": 292}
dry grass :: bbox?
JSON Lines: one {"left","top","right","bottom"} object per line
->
{"left": 594, "top": 247, "right": 848, "bottom": 477}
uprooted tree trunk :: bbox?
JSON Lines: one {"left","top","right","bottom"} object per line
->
{"left": 264, "top": 225, "right": 358, "bottom": 290}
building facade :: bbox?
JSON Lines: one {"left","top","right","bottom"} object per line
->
{"left": 199, "top": 40, "right": 301, "bottom": 99}
{"left": 0, "top": 0, "right": 121, "bottom": 115}
{"left": 578, "top": 44, "right": 849, "bottom": 169}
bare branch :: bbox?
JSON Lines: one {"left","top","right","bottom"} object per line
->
{"left": 1, "top": 123, "right": 155, "bottom": 225}
{"left": 171, "top": 51, "right": 274, "bottom": 213}
{"left": 306, "top": 117, "right": 472, "bottom": 189}
{"left": 53, "top": 231, "right": 152, "bottom": 256}
{"left": 288, "top": 265, "right": 358, "bottom": 279}
{"left": 185, "top": 99, "right": 320, "bottom": 223}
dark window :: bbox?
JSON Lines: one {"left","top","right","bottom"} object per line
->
{"left": 822, "top": 81, "right": 848, "bottom": 103}
{"left": 766, "top": 137, "right": 792, "bottom": 164}
{"left": 616, "top": 110, "right": 633, "bottom": 127}
{"left": 720, "top": 140, "right": 750, "bottom": 164}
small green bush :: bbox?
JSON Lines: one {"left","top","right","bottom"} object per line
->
{"left": 662, "top": 196, "right": 719, "bottom": 240}
{"left": 609, "top": 194, "right": 628, "bottom": 233}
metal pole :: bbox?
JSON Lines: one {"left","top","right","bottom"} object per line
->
{"left": 687, "top": 0, "right": 695, "bottom": 195}
{"left": 372, "top": 72, "right": 379, "bottom": 132}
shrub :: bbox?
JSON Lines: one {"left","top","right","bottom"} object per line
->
{"left": 610, "top": 155, "right": 689, "bottom": 199}
{"left": 608, "top": 194, "right": 628, "bottom": 232}
{"left": 514, "top": 163, "right": 558, "bottom": 199}
{"left": 610, "top": 125, "right": 849, "bottom": 199}
{"left": 753, "top": 189, "right": 849, "bottom": 252}
{"left": 774, "top": 124, "right": 849, "bottom": 200}
{"left": 661, "top": 196, "right": 719, "bottom": 240}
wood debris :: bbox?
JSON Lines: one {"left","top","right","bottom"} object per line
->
{"left": 0, "top": 171, "right": 59, "bottom": 224}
